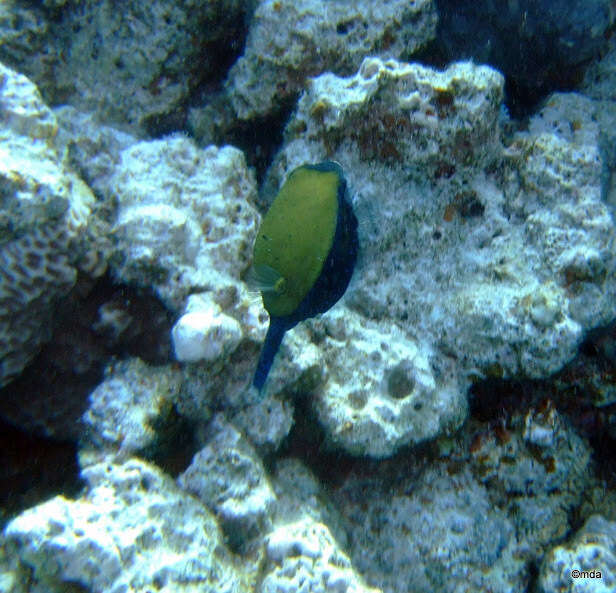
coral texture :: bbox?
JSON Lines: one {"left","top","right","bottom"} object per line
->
{"left": 0, "top": 62, "right": 100, "bottom": 387}
{"left": 337, "top": 464, "right": 525, "bottom": 593}
{"left": 262, "top": 518, "right": 380, "bottom": 593}
{"left": 226, "top": 0, "right": 437, "bottom": 120}
{"left": 81, "top": 358, "right": 183, "bottom": 460}
{"left": 539, "top": 514, "right": 616, "bottom": 593}
{"left": 3, "top": 458, "right": 250, "bottom": 593}
{"left": 109, "top": 137, "right": 260, "bottom": 312}
{"left": 178, "top": 415, "right": 275, "bottom": 543}
{"left": 262, "top": 57, "right": 616, "bottom": 455}
{"left": 2, "top": 0, "right": 253, "bottom": 133}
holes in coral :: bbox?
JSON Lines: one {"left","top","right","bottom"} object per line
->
{"left": 348, "top": 390, "right": 368, "bottom": 410}
{"left": 456, "top": 190, "right": 484, "bottom": 219}
{"left": 386, "top": 361, "right": 415, "bottom": 399}
{"left": 336, "top": 20, "right": 353, "bottom": 35}
{"left": 25, "top": 252, "right": 42, "bottom": 269}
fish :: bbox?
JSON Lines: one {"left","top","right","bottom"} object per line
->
{"left": 251, "top": 161, "right": 358, "bottom": 390}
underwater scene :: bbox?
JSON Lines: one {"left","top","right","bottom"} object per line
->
{"left": 2, "top": 0, "right": 616, "bottom": 592}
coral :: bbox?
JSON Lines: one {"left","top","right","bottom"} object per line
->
{"left": 262, "top": 517, "right": 381, "bottom": 593}
{"left": 53, "top": 105, "right": 137, "bottom": 201}
{"left": 2, "top": 0, "right": 252, "bottom": 133}
{"left": 260, "top": 57, "right": 616, "bottom": 455}
{"left": 0, "top": 1, "right": 49, "bottom": 95}
{"left": 172, "top": 306, "right": 242, "bottom": 363}
{"left": 513, "top": 93, "right": 615, "bottom": 332}
{"left": 276, "top": 57, "right": 504, "bottom": 179}
{"left": 539, "top": 514, "right": 616, "bottom": 593}
{"left": 178, "top": 415, "right": 275, "bottom": 546}
{"left": 468, "top": 402, "right": 593, "bottom": 553}
{"left": 109, "top": 138, "right": 264, "bottom": 433}
{"left": 0, "top": 226, "right": 75, "bottom": 385}
{"left": 170, "top": 290, "right": 269, "bottom": 429}
{"left": 212, "top": 298, "right": 463, "bottom": 458}
{"left": 81, "top": 358, "right": 183, "bottom": 462}
{"left": 0, "top": 62, "right": 100, "bottom": 387}
{"left": 310, "top": 307, "right": 466, "bottom": 457}
{"left": 579, "top": 36, "right": 616, "bottom": 206}
{"left": 109, "top": 137, "right": 260, "bottom": 312}
{"left": 336, "top": 463, "right": 525, "bottom": 593}
{"left": 257, "top": 458, "right": 381, "bottom": 591}
{"left": 470, "top": 403, "right": 591, "bottom": 495}
{"left": 269, "top": 458, "right": 348, "bottom": 546}
{"left": 4, "top": 7, "right": 616, "bottom": 593}
{"left": 231, "top": 392, "right": 294, "bottom": 455}
{"left": 3, "top": 458, "right": 251, "bottom": 593}
{"left": 226, "top": 0, "right": 437, "bottom": 120}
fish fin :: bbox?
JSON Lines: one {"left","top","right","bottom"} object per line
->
{"left": 253, "top": 318, "right": 287, "bottom": 391}
{"left": 245, "top": 264, "right": 285, "bottom": 295}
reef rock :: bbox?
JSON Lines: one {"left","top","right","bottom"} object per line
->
{"left": 469, "top": 403, "right": 593, "bottom": 554}
{"left": 81, "top": 358, "right": 184, "bottom": 463}
{"left": 172, "top": 303, "right": 243, "bottom": 363}
{"left": 178, "top": 415, "right": 276, "bottom": 546}
{"left": 262, "top": 517, "right": 381, "bottom": 593}
{"left": 109, "top": 137, "right": 260, "bottom": 313}
{"left": 303, "top": 307, "right": 465, "bottom": 458}
{"left": 0, "top": 1, "right": 49, "bottom": 93}
{"left": 336, "top": 463, "right": 525, "bottom": 593}
{"left": 0, "top": 62, "right": 104, "bottom": 388}
{"left": 1, "top": 0, "right": 253, "bottom": 133}
{"left": 269, "top": 458, "right": 349, "bottom": 546}
{"left": 53, "top": 105, "right": 138, "bottom": 201}
{"left": 3, "top": 458, "right": 250, "bottom": 593}
{"left": 263, "top": 56, "right": 616, "bottom": 456}
{"left": 539, "top": 514, "right": 616, "bottom": 593}
{"left": 226, "top": 0, "right": 437, "bottom": 120}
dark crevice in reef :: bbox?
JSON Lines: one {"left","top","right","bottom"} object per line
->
{"left": 227, "top": 104, "right": 296, "bottom": 192}
{"left": 526, "top": 561, "right": 541, "bottom": 593}
{"left": 271, "top": 389, "right": 360, "bottom": 490}
{"left": 424, "top": 0, "right": 614, "bottom": 119}
{"left": 0, "top": 417, "right": 82, "bottom": 530}
{"left": 469, "top": 321, "right": 616, "bottom": 493}
{"left": 0, "top": 272, "right": 180, "bottom": 520}
{"left": 470, "top": 375, "right": 616, "bottom": 452}
{"left": 565, "top": 322, "right": 616, "bottom": 491}
{"left": 141, "top": 406, "right": 199, "bottom": 479}
{"left": 129, "top": 1, "right": 257, "bottom": 139}
{"left": 145, "top": 3, "right": 254, "bottom": 140}
{"left": 143, "top": 108, "right": 190, "bottom": 140}
{"left": 0, "top": 272, "right": 174, "bottom": 446}
{"left": 185, "top": 95, "right": 294, "bottom": 190}
{"left": 469, "top": 377, "right": 541, "bottom": 424}
{"left": 190, "top": 2, "right": 255, "bottom": 91}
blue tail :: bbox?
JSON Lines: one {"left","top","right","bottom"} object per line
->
{"left": 253, "top": 319, "right": 287, "bottom": 390}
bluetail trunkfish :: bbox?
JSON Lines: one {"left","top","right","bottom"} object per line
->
{"left": 250, "top": 161, "right": 358, "bottom": 390}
